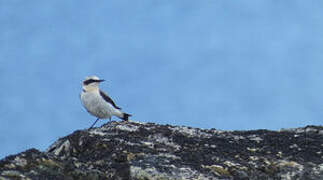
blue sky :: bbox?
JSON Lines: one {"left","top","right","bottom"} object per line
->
{"left": 1, "top": 1, "right": 322, "bottom": 158}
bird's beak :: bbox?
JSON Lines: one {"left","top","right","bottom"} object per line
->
{"left": 98, "top": 79, "right": 105, "bottom": 83}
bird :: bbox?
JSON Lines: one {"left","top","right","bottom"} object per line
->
{"left": 80, "top": 75, "right": 131, "bottom": 128}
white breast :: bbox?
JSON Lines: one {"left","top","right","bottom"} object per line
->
{"left": 81, "top": 91, "right": 113, "bottom": 119}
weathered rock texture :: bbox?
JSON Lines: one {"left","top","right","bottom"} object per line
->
{"left": 0, "top": 121, "right": 322, "bottom": 180}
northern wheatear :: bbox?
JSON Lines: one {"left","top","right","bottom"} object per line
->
{"left": 80, "top": 75, "right": 131, "bottom": 128}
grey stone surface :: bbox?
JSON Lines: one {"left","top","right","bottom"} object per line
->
{"left": 0, "top": 121, "right": 322, "bottom": 180}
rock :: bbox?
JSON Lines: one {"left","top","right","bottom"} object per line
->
{"left": 0, "top": 121, "right": 322, "bottom": 180}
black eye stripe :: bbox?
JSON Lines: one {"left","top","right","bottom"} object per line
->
{"left": 83, "top": 79, "right": 100, "bottom": 85}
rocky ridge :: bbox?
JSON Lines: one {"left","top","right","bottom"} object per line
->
{"left": 0, "top": 121, "right": 322, "bottom": 179}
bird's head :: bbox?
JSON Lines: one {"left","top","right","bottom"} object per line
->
{"left": 82, "top": 75, "right": 105, "bottom": 92}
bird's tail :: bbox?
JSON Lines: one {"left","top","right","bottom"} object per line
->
{"left": 122, "top": 113, "right": 132, "bottom": 121}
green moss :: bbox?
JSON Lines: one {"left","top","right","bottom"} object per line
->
{"left": 203, "top": 165, "right": 231, "bottom": 176}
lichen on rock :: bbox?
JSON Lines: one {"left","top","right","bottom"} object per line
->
{"left": 0, "top": 121, "right": 322, "bottom": 179}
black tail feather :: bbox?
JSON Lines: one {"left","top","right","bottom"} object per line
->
{"left": 122, "top": 113, "right": 131, "bottom": 121}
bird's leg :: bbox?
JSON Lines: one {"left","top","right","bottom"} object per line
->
{"left": 90, "top": 118, "right": 100, "bottom": 129}
{"left": 106, "top": 117, "right": 113, "bottom": 125}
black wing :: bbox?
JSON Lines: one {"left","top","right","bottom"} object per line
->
{"left": 99, "top": 90, "right": 121, "bottom": 110}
